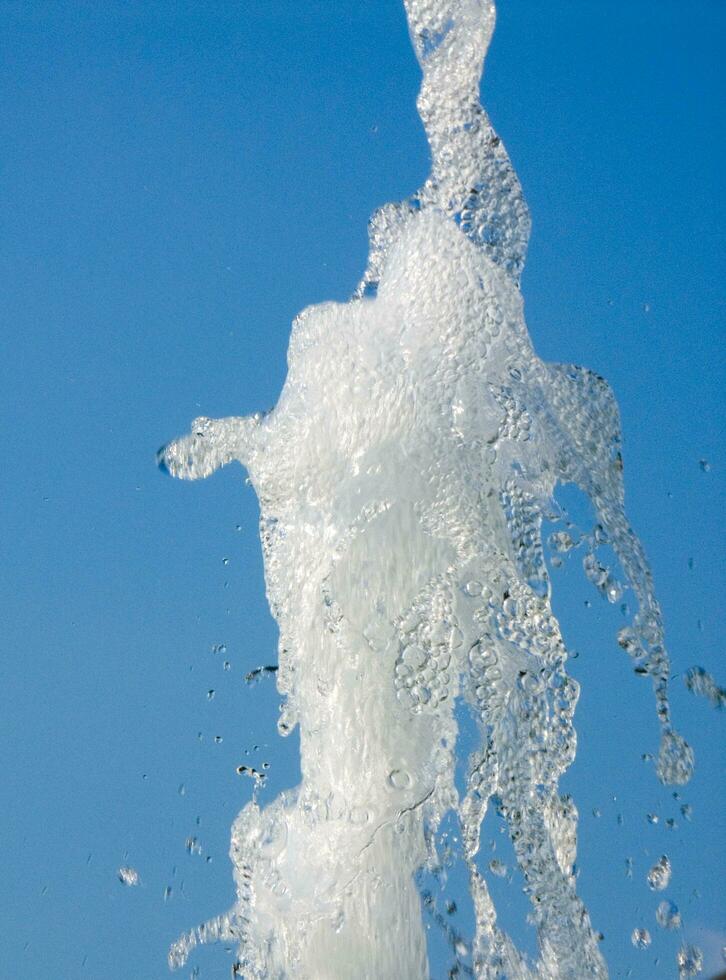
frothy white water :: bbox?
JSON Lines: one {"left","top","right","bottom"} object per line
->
{"left": 159, "top": 2, "right": 693, "bottom": 977}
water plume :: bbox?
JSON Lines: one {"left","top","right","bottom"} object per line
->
{"left": 159, "top": 2, "right": 693, "bottom": 976}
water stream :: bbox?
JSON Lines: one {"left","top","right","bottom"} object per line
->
{"left": 159, "top": 3, "right": 694, "bottom": 976}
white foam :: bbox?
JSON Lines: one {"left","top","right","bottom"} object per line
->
{"left": 160, "top": 2, "right": 693, "bottom": 976}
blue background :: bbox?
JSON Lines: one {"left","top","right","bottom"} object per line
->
{"left": 1, "top": 2, "right": 723, "bottom": 978}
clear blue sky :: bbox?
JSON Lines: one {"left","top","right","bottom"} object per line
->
{"left": 1, "top": 2, "right": 723, "bottom": 978}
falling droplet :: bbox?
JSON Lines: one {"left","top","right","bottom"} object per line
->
{"left": 118, "top": 866, "right": 140, "bottom": 886}
{"left": 684, "top": 666, "right": 726, "bottom": 709}
{"left": 631, "top": 928, "right": 651, "bottom": 949}
{"left": 655, "top": 899, "right": 681, "bottom": 930}
{"left": 677, "top": 944, "right": 703, "bottom": 977}
{"left": 647, "top": 855, "right": 672, "bottom": 891}
{"left": 488, "top": 858, "right": 508, "bottom": 878}
{"left": 548, "top": 530, "right": 577, "bottom": 553}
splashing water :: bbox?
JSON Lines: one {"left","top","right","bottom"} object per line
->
{"left": 158, "top": 2, "right": 694, "bottom": 977}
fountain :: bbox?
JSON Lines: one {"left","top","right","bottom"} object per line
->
{"left": 159, "top": 2, "right": 694, "bottom": 976}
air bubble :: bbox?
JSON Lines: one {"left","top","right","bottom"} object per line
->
{"left": 401, "top": 644, "right": 426, "bottom": 669}
{"left": 677, "top": 944, "right": 703, "bottom": 977}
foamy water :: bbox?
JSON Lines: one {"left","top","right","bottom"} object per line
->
{"left": 159, "top": 2, "right": 694, "bottom": 976}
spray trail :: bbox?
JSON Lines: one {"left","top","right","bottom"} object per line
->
{"left": 159, "top": 2, "right": 693, "bottom": 976}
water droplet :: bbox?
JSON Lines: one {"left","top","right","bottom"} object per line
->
{"left": 464, "top": 580, "right": 483, "bottom": 596}
{"left": 655, "top": 899, "right": 681, "bottom": 930}
{"left": 698, "top": 459, "right": 710, "bottom": 473}
{"left": 647, "top": 855, "right": 672, "bottom": 891}
{"left": 118, "top": 866, "right": 139, "bottom": 886}
{"left": 488, "top": 858, "right": 508, "bottom": 878}
{"left": 178, "top": 783, "right": 186, "bottom": 797}
{"left": 549, "top": 530, "right": 577, "bottom": 553}
{"left": 207, "top": 689, "right": 215, "bottom": 700}
{"left": 647, "top": 812, "right": 659, "bottom": 825}
{"left": 164, "top": 885, "right": 173, "bottom": 902}
{"left": 631, "top": 928, "right": 651, "bottom": 949}
{"left": 222, "top": 557, "right": 230, "bottom": 565}
{"left": 677, "top": 944, "right": 703, "bottom": 977}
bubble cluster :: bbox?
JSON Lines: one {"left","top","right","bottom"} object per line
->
{"left": 393, "top": 585, "right": 459, "bottom": 711}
